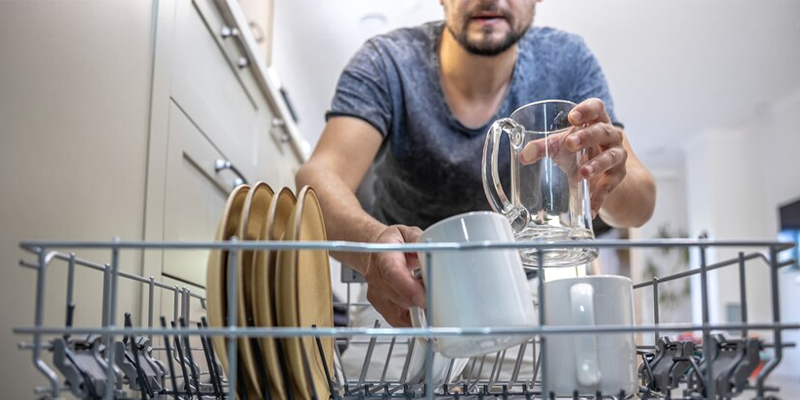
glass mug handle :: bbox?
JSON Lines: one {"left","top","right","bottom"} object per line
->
{"left": 481, "top": 118, "right": 527, "bottom": 228}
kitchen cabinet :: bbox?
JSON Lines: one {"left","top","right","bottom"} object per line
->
{"left": 172, "top": 0, "right": 276, "bottom": 182}
{"left": 238, "top": 0, "right": 275, "bottom": 65}
{"left": 161, "top": 102, "right": 237, "bottom": 286}
{"left": 143, "top": 0, "right": 306, "bottom": 288}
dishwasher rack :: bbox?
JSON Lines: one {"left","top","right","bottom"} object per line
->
{"left": 13, "top": 238, "right": 799, "bottom": 400}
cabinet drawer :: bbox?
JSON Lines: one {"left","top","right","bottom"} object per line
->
{"left": 172, "top": 0, "right": 272, "bottom": 182}
{"left": 162, "top": 101, "right": 240, "bottom": 287}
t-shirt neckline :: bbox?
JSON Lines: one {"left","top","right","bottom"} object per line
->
{"left": 430, "top": 22, "right": 528, "bottom": 137}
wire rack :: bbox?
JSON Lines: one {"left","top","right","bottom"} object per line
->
{"left": 13, "top": 238, "right": 799, "bottom": 400}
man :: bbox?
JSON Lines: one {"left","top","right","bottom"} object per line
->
{"left": 296, "top": 0, "right": 656, "bottom": 327}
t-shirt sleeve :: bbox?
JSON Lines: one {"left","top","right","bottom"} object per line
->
{"left": 326, "top": 40, "right": 393, "bottom": 138}
{"left": 569, "top": 37, "right": 623, "bottom": 128}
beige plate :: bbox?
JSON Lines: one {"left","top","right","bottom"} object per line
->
{"left": 252, "top": 187, "right": 296, "bottom": 399}
{"left": 206, "top": 184, "right": 249, "bottom": 399}
{"left": 236, "top": 182, "right": 274, "bottom": 399}
{"left": 276, "top": 186, "right": 334, "bottom": 400}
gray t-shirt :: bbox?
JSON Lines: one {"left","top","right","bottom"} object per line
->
{"left": 327, "top": 22, "right": 620, "bottom": 229}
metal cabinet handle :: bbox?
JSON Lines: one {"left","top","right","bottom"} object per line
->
{"left": 220, "top": 25, "right": 250, "bottom": 69}
{"left": 220, "top": 26, "right": 240, "bottom": 39}
{"left": 214, "top": 159, "right": 248, "bottom": 188}
{"left": 270, "top": 119, "right": 291, "bottom": 143}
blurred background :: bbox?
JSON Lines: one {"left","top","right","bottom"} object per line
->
{"left": 1, "top": 0, "right": 798, "bottom": 397}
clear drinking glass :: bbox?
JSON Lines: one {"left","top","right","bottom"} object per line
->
{"left": 482, "top": 100, "right": 597, "bottom": 267}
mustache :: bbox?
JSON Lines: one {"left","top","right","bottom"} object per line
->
{"left": 466, "top": 3, "right": 514, "bottom": 21}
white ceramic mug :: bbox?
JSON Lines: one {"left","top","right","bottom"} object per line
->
{"left": 542, "top": 275, "right": 637, "bottom": 396}
{"left": 411, "top": 211, "right": 537, "bottom": 358}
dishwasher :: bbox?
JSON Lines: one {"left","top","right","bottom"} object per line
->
{"left": 13, "top": 237, "right": 798, "bottom": 399}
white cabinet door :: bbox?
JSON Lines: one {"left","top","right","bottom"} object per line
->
{"left": 162, "top": 101, "right": 240, "bottom": 287}
{"left": 172, "top": 0, "right": 279, "bottom": 183}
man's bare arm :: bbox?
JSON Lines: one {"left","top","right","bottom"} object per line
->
{"left": 296, "top": 116, "right": 426, "bottom": 326}
{"left": 295, "top": 117, "right": 386, "bottom": 272}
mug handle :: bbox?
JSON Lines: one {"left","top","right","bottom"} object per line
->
{"left": 569, "top": 283, "right": 602, "bottom": 387}
{"left": 409, "top": 270, "right": 436, "bottom": 344}
{"left": 481, "top": 118, "right": 525, "bottom": 218}
{"left": 409, "top": 306, "right": 438, "bottom": 345}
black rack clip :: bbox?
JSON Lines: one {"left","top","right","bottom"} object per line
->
{"left": 114, "top": 338, "right": 164, "bottom": 397}
{"left": 707, "top": 334, "right": 763, "bottom": 397}
{"left": 641, "top": 337, "right": 698, "bottom": 393}
{"left": 51, "top": 334, "right": 125, "bottom": 399}
{"left": 114, "top": 313, "right": 165, "bottom": 398}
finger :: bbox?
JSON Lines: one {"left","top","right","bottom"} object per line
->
{"left": 367, "top": 291, "right": 412, "bottom": 327}
{"left": 579, "top": 146, "right": 628, "bottom": 178}
{"left": 366, "top": 254, "right": 418, "bottom": 308}
{"left": 397, "top": 225, "right": 423, "bottom": 243}
{"left": 405, "top": 252, "right": 421, "bottom": 270}
{"left": 569, "top": 98, "right": 611, "bottom": 126}
{"left": 519, "top": 139, "right": 546, "bottom": 164}
{"left": 519, "top": 133, "right": 569, "bottom": 165}
{"left": 566, "top": 123, "right": 623, "bottom": 152}
{"left": 589, "top": 166, "right": 626, "bottom": 217}
{"left": 377, "top": 252, "right": 427, "bottom": 307}
{"left": 394, "top": 309, "right": 412, "bottom": 327}
{"left": 381, "top": 281, "right": 416, "bottom": 309}
{"left": 385, "top": 308, "right": 411, "bottom": 327}
{"left": 366, "top": 281, "right": 411, "bottom": 315}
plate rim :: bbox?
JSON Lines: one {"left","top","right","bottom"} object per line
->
{"left": 206, "top": 184, "right": 250, "bottom": 398}
{"left": 252, "top": 186, "right": 296, "bottom": 399}
{"left": 275, "top": 186, "right": 334, "bottom": 400}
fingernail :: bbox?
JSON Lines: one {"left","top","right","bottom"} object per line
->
{"left": 519, "top": 146, "right": 537, "bottom": 164}
{"left": 584, "top": 165, "right": 594, "bottom": 176}
{"left": 569, "top": 135, "right": 581, "bottom": 147}
{"left": 570, "top": 110, "right": 583, "bottom": 123}
{"left": 412, "top": 293, "right": 426, "bottom": 308}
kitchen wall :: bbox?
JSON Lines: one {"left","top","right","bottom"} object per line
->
{"left": 0, "top": 1, "right": 155, "bottom": 397}
{"left": 684, "top": 88, "right": 800, "bottom": 377}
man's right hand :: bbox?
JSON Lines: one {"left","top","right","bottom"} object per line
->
{"left": 364, "top": 224, "right": 426, "bottom": 327}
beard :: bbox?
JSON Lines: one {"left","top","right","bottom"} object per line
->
{"left": 447, "top": 7, "right": 530, "bottom": 56}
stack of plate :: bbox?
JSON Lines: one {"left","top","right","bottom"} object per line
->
{"left": 207, "top": 183, "right": 335, "bottom": 400}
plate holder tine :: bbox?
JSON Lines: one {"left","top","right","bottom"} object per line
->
{"left": 298, "top": 331, "right": 320, "bottom": 400}
{"left": 160, "top": 317, "right": 180, "bottom": 400}
{"left": 170, "top": 320, "right": 194, "bottom": 398}
{"left": 178, "top": 317, "right": 202, "bottom": 398}
{"left": 276, "top": 337, "right": 296, "bottom": 400}
{"left": 197, "top": 321, "right": 223, "bottom": 398}
{"left": 312, "top": 325, "right": 338, "bottom": 400}
{"left": 358, "top": 319, "right": 381, "bottom": 388}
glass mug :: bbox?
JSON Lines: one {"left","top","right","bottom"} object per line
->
{"left": 481, "top": 100, "right": 597, "bottom": 267}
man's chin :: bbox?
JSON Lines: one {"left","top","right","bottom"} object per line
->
{"left": 462, "top": 37, "right": 516, "bottom": 56}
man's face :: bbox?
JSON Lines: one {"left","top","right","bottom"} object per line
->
{"left": 441, "top": 0, "right": 539, "bottom": 56}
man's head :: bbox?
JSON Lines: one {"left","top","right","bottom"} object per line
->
{"left": 440, "top": 0, "right": 541, "bottom": 56}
